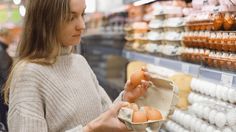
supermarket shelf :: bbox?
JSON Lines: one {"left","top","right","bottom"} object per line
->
{"left": 122, "top": 50, "right": 236, "bottom": 88}
{"left": 122, "top": 50, "right": 200, "bottom": 77}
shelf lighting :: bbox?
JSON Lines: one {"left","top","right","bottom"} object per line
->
{"left": 13, "top": 0, "right": 21, "bottom": 5}
{"left": 133, "top": 0, "right": 156, "bottom": 6}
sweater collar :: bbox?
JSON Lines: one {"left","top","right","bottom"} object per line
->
{"left": 60, "top": 46, "right": 73, "bottom": 56}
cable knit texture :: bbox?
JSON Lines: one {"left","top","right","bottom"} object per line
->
{"left": 8, "top": 47, "right": 122, "bottom": 132}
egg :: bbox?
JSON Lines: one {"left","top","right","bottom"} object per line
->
{"left": 146, "top": 108, "right": 162, "bottom": 121}
{"left": 214, "top": 130, "right": 221, "bottom": 132}
{"left": 188, "top": 93, "right": 194, "bottom": 104}
{"left": 216, "top": 85, "right": 222, "bottom": 100}
{"left": 226, "top": 109, "right": 236, "bottom": 126}
{"left": 130, "top": 70, "right": 148, "bottom": 88}
{"left": 209, "top": 110, "right": 217, "bottom": 124}
{"left": 132, "top": 110, "right": 147, "bottom": 123}
{"left": 220, "top": 86, "right": 229, "bottom": 101}
{"left": 190, "top": 78, "right": 198, "bottom": 91}
{"left": 209, "top": 83, "right": 217, "bottom": 97}
{"left": 190, "top": 118, "right": 198, "bottom": 131}
{"left": 228, "top": 88, "right": 236, "bottom": 103}
{"left": 207, "top": 125, "right": 216, "bottom": 132}
{"left": 184, "top": 115, "right": 191, "bottom": 129}
{"left": 203, "top": 107, "right": 211, "bottom": 120}
{"left": 195, "top": 120, "right": 203, "bottom": 132}
{"left": 200, "top": 123, "right": 208, "bottom": 132}
{"left": 222, "top": 127, "right": 233, "bottom": 132}
{"left": 215, "top": 112, "right": 226, "bottom": 128}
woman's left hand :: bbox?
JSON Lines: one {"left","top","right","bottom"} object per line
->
{"left": 123, "top": 68, "right": 151, "bottom": 102}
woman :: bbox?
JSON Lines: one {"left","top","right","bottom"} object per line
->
{"left": 4, "top": 0, "right": 150, "bottom": 132}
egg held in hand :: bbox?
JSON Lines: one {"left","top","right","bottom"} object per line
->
{"left": 130, "top": 70, "right": 148, "bottom": 88}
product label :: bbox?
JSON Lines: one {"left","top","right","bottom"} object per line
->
{"left": 182, "top": 63, "right": 190, "bottom": 74}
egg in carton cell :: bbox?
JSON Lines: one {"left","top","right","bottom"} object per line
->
{"left": 118, "top": 75, "right": 178, "bottom": 132}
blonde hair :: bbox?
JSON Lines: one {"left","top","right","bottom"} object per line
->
{"left": 4, "top": 0, "right": 71, "bottom": 104}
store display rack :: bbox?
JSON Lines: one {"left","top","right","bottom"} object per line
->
{"left": 122, "top": 50, "right": 236, "bottom": 88}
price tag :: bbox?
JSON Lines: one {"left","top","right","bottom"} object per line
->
{"left": 221, "top": 74, "right": 233, "bottom": 88}
{"left": 154, "top": 58, "right": 160, "bottom": 65}
{"left": 182, "top": 63, "right": 190, "bottom": 74}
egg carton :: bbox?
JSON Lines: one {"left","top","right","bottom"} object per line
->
{"left": 118, "top": 75, "right": 178, "bottom": 132}
{"left": 171, "top": 109, "right": 235, "bottom": 132}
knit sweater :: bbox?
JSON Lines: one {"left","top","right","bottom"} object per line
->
{"left": 8, "top": 47, "right": 123, "bottom": 132}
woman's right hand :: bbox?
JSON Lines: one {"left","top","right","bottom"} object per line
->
{"left": 83, "top": 102, "right": 129, "bottom": 132}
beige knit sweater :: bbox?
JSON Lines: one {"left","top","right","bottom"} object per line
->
{"left": 8, "top": 48, "right": 122, "bottom": 132}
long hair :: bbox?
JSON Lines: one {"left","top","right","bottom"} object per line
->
{"left": 4, "top": 0, "right": 71, "bottom": 104}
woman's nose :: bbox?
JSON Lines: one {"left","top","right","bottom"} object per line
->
{"left": 75, "top": 18, "right": 85, "bottom": 31}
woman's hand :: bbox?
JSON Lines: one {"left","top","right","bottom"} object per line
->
{"left": 84, "top": 102, "right": 129, "bottom": 132}
{"left": 123, "top": 67, "right": 151, "bottom": 102}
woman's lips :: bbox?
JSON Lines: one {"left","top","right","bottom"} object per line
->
{"left": 72, "top": 34, "right": 80, "bottom": 37}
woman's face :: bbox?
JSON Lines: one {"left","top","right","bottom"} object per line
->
{"left": 59, "top": 0, "right": 86, "bottom": 46}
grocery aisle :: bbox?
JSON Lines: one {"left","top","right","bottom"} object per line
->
{"left": 83, "top": 0, "right": 236, "bottom": 132}
{"left": 0, "top": 0, "right": 236, "bottom": 132}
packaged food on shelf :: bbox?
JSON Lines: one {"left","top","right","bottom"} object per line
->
{"left": 147, "top": 31, "right": 163, "bottom": 41}
{"left": 169, "top": 73, "right": 192, "bottom": 110}
{"left": 118, "top": 76, "right": 178, "bottom": 132}
{"left": 163, "top": 17, "right": 184, "bottom": 28}
{"left": 148, "top": 19, "right": 163, "bottom": 29}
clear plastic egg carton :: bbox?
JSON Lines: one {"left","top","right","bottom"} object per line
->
{"left": 171, "top": 109, "right": 235, "bottom": 132}
{"left": 189, "top": 101, "right": 236, "bottom": 129}
{"left": 118, "top": 75, "right": 178, "bottom": 132}
{"left": 190, "top": 78, "right": 236, "bottom": 104}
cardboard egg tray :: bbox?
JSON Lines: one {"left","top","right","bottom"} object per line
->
{"left": 118, "top": 75, "right": 179, "bottom": 132}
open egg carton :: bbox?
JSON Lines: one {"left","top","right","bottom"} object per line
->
{"left": 165, "top": 77, "right": 236, "bottom": 132}
{"left": 118, "top": 75, "right": 179, "bottom": 132}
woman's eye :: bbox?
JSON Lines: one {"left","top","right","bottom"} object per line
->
{"left": 70, "top": 16, "right": 75, "bottom": 21}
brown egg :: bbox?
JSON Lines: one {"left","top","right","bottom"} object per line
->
{"left": 130, "top": 70, "right": 148, "bottom": 88}
{"left": 132, "top": 110, "right": 148, "bottom": 123}
{"left": 213, "top": 13, "right": 224, "bottom": 31}
{"left": 224, "top": 13, "right": 235, "bottom": 30}
{"left": 146, "top": 108, "right": 163, "bottom": 121}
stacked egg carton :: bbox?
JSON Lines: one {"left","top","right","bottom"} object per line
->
{"left": 144, "top": 4, "right": 184, "bottom": 59}
{"left": 164, "top": 77, "right": 236, "bottom": 132}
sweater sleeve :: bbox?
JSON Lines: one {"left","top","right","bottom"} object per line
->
{"left": 8, "top": 66, "right": 48, "bottom": 132}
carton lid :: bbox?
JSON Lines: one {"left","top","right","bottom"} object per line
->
{"left": 135, "top": 75, "right": 178, "bottom": 117}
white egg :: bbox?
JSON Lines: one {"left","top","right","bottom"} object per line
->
{"left": 206, "top": 125, "right": 215, "bottom": 132}
{"left": 214, "top": 130, "right": 221, "bottom": 132}
{"left": 209, "top": 83, "right": 217, "bottom": 97}
{"left": 228, "top": 88, "right": 236, "bottom": 103}
{"left": 222, "top": 127, "right": 233, "bottom": 132}
{"left": 198, "top": 105, "right": 204, "bottom": 118}
{"left": 209, "top": 110, "right": 217, "bottom": 124}
{"left": 203, "top": 107, "right": 211, "bottom": 120}
{"left": 195, "top": 120, "right": 203, "bottom": 132}
{"left": 227, "top": 109, "right": 236, "bottom": 126}
{"left": 231, "top": 125, "right": 236, "bottom": 131}
{"left": 220, "top": 86, "right": 229, "bottom": 101}
{"left": 200, "top": 123, "right": 208, "bottom": 132}
{"left": 188, "top": 93, "right": 194, "bottom": 104}
{"left": 216, "top": 85, "right": 222, "bottom": 100}
{"left": 190, "top": 78, "right": 198, "bottom": 91}
{"left": 184, "top": 115, "right": 191, "bottom": 129}
{"left": 215, "top": 112, "right": 226, "bottom": 128}
{"left": 190, "top": 118, "right": 198, "bottom": 131}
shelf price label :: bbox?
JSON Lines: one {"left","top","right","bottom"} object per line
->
{"left": 221, "top": 74, "right": 233, "bottom": 88}
{"left": 182, "top": 63, "right": 190, "bottom": 74}
{"left": 154, "top": 58, "right": 160, "bottom": 65}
